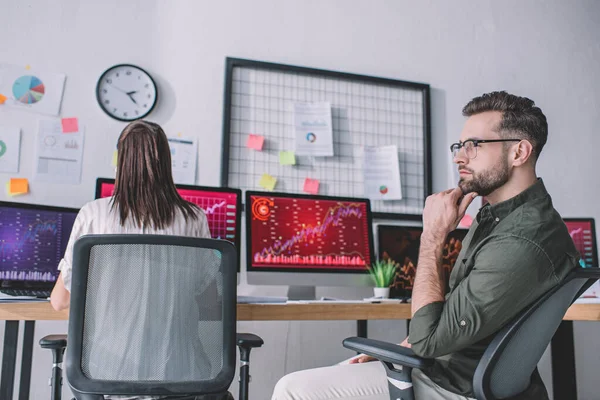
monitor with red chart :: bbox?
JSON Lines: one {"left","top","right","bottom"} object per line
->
{"left": 95, "top": 178, "right": 242, "bottom": 263}
{"left": 245, "top": 191, "right": 375, "bottom": 299}
{"left": 376, "top": 224, "right": 469, "bottom": 298}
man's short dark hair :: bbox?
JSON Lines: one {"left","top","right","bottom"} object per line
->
{"left": 462, "top": 91, "right": 548, "bottom": 159}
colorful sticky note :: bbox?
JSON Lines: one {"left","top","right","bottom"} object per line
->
{"left": 61, "top": 117, "right": 79, "bottom": 133}
{"left": 246, "top": 134, "right": 265, "bottom": 151}
{"left": 0, "top": 94, "right": 6, "bottom": 104}
{"left": 259, "top": 173, "right": 277, "bottom": 191}
{"left": 303, "top": 178, "right": 320, "bottom": 195}
{"left": 25, "top": 65, "right": 31, "bottom": 70}
{"left": 279, "top": 151, "right": 296, "bottom": 165}
{"left": 9, "top": 178, "right": 29, "bottom": 196}
{"left": 111, "top": 150, "right": 118, "bottom": 167}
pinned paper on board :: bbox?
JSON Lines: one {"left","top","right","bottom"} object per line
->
{"left": 7, "top": 178, "right": 28, "bottom": 196}
{"left": 246, "top": 134, "right": 265, "bottom": 151}
{"left": 259, "top": 173, "right": 277, "bottom": 191}
{"left": 34, "top": 120, "right": 84, "bottom": 185}
{"left": 279, "top": 151, "right": 296, "bottom": 165}
{"left": 61, "top": 117, "right": 79, "bottom": 133}
{"left": 303, "top": 178, "right": 319, "bottom": 194}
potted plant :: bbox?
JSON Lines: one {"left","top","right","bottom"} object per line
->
{"left": 368, "top": 259, "right": 397, "bottom": 298}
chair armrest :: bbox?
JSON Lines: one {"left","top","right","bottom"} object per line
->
{"left": 343, "top": 337, "right": 434, "bottom": 370}
{"left": 39, "top": 334, "right": 68, "bottom": 350}
{"left": 236, "top": 333, "right": 264, "bottom": 349}
{"left": 574, "top": 268, "right": 600, "bottom": 279}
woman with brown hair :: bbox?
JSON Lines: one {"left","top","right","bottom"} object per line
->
{"left": 50, "top": 120, "right": 210, "bottom": 310}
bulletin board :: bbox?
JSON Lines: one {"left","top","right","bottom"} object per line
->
{"left": 220, "top": 57, "right": 432, "bottom": 219}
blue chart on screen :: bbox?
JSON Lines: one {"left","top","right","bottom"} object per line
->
{"left": 0, "top": 207, "right": 75, "bottom": 282}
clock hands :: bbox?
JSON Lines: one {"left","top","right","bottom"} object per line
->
{"left": 109, "top": 84, "right": 139, "bottom": 105}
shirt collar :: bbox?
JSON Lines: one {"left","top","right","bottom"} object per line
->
{"left": 480, "top": 178, "right": 548, "bottom": 221}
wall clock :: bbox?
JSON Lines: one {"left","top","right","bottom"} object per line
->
{"left": 96, "top": 64, "right": 158, "bottom": 121}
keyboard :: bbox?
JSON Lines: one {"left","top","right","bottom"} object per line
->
{"left": 0, "top": 289, "right": 51, "bottom": 298}
{"left": 237, "top": 295, "right": 288, "bottom": 304}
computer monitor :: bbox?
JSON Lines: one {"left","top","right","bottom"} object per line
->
{"left": 245, "top": 191, "right": 375, "bottom": 299}
{"left": 563, "top": 218, "right": 598, "bottom": 268}
{"left": 0, "top": 201, "right": 79, "bottom": 293}
{"left": 376, "top": 224, "right": 469, "bottom": 298}
{"left": 95, "top": 178, "right": 243, "bottom": 264}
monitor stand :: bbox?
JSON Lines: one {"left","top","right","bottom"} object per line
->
{"left": 287, "top": 286, "right": 316, "bottom": 301}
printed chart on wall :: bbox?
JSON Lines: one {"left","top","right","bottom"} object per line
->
{"left": 249, "top": 195, "right": 372, "bottom": 270}
{"left": 0, "top": 64, "right": 66, "bottom": 116}
{"left": 34, "top": 120, "right": 84, "bottom": 184}
{"left": 0, "top": 126, "right": 21, "bottom": 173}
{"left": 222, "top": 58, "right": 431, "bottom": 217}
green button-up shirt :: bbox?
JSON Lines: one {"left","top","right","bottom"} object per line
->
{"left": 409, "top": 179, "right": 579, "bottom": 399}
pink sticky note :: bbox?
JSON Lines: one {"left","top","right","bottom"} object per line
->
{"left": 246, "top": 134, "right": 265, "bottom": 151}
{"left": 61, "top": 118, "right": 79, "bottom": 133}
{"left": 303, "top": 178, "right": 320, "bottom": 195}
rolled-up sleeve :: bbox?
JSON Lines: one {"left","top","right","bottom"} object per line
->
{"left": 409, "top": 235, "right": 559, "bottom": 358}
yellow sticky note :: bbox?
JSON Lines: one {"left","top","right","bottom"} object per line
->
{"left": 9, "top": 178, "right": 29, "bottom": 195}
{"left": 25, "top": 65, "right": 31, "bottom": 70}
{"left": 259, "top": 174, "right": 277, "bottom": 191}
{"left": 279, "top": 151, "right": 296, "bottom": 166}
{"left": 111, "top": 150, "right": 118, "bottom": 167}
{"left": 0, "top": 94, "right": 7, "bottom": 104}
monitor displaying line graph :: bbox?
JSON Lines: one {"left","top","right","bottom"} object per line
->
{"left": 0, "top": 202, "right": 78, "bottom": 282}
{"left": 246, "top": 191, "right": 374, "bottom": 272}
{"left": 95, "top": 178, "right": 242, "bottom": 250}
{"left": 563, "top": 218, "right": 598, "bottom": 268}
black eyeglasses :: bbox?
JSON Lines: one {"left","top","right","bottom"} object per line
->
{"left": 450, "top": 139, "right": 521, "bottom": 159}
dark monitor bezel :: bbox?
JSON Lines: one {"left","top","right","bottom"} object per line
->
{"left": 376, "top": 224, "right": 469, "bottom": 297}
{"left": 563, "top": 217, "right": 598, "bottom": 268}
{"left": 95, "top": 178, "right": 243, "bottom": 268}
{"left": 245, "top": 190, "right": 375, "bottom": 274}
{"left": 0, "top": 200, "right": 80, "bottom": 287}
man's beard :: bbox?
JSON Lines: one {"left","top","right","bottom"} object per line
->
{"left": 458, "top": 157, "right": 510, "bottom": 196}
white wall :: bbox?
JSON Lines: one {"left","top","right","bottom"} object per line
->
{"left": 1, "top": 1, "right": 599, "bottom": 399}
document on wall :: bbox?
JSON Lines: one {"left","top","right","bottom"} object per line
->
{"left": 0, "top": 126, "right": 21, "bottom": 173}
{"left": 34, "top": 120, "right": 84, "bottom": 184}
{"left": 167, "top": 136, "right": 197, "bottom": 185}
{"left": 363, "top": 145, "right": 403, "bottom": 200}
{"left": 294, "top": 102, "right": 334, "bottom": 156}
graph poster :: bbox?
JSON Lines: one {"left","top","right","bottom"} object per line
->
{"left": 167, "top": 136, "right": 197, "bottom": 185}
{"left": 0, "top": 126, "right": 21, "bottom": 173}
{"left": 34, "top": 120, "right": 84, "bottom": 185}
{"left": 248, "top": 195, "right": 372, "bottom": 269}
{"left": 0, "top": 64, "right": 66, "bottom": 116}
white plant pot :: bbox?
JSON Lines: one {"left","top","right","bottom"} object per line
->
{"left": 373, "top": 287, "right": 390, "bottom": 299}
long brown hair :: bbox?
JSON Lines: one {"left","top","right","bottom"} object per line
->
{"left": 111, "top": 120, "right": 199, "bottom": 229}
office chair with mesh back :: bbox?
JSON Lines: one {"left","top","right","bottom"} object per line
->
{"left": 40, "top": 235, "right": 263, "bottom": 400}
{"left": 343, "top": 268, "right": 600, "bottom": 400}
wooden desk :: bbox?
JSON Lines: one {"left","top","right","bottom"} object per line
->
{"left": 1, "top": 301, "right": 598, "bottom": 400}
{"left": 1, "top": 301, "right": 599, "bottom": 321}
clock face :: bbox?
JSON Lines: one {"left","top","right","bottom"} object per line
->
{"left": 96, "top": 64, "right": 158, "bottom": 121}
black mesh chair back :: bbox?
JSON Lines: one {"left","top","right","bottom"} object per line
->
{"left": 474, "top": 269, "right": 599, "bottom": 399}
{"left": 66, "top": 235, "right": 236, "bottom": 400}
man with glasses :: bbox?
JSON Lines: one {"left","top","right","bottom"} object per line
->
{"left": 272, "top": 91, "right": 579, "bottom": 400}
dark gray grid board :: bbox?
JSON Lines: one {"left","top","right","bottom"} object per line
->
{"left": 227, "top": 66, "right": 425, "bottom": 214}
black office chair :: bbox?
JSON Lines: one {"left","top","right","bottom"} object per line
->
{"left": 343, "top": 268, "right": 600, "bottom": 400}
{"left": 40, "top": 235, "right": 263, "bottom": 400}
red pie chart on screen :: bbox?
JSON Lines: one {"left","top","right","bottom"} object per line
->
{"left": 12, "top": 75, "right": 45, "bottom": 104}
